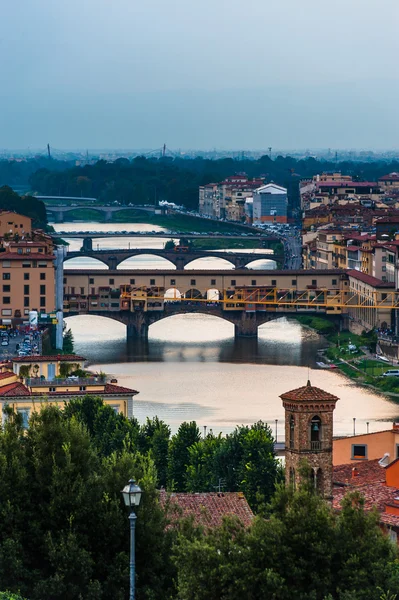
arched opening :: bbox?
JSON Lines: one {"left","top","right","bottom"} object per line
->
{"left": 117, "top": 254, "right": 177, "bottom": 270}
{"left": 310, "top": 468, "right": 323, "bottom": 495}
{"left": 185, "top": 289, "right": 203, "bottom": 300}
{"left": 310, "top": 415, "right": 322, "bottom": 449}
{"left": 64, "top": 256, "right": 109, "bottom": 270}
{"left": 164, "top": 288, "right": 182, "bottom": 302}
{"left": 184, "top": 257, "right": 235, "bottom": 270}
{"left": 289, "top": 414, "right": 295, "bottom": 449}
{"left": 206, "top": 288, "right": 220, "bottom": 303}
{"left": 64, "top": 315, "right": 126, "bottom": 361}
{"left": 289, "top": 467, "right": 296, "bottom": 487}
{"left": 245, "top": 258, "right": 277, "bottom": 270}
{"left": 149, "top": 313, "right": 234, "bottom": 342}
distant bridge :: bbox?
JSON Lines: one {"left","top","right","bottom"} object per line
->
{"left": 46, "top": 204, "right": 162, "bottom": 223}
{"left": 64, "top": 248, "right": 279, "bottom": 269}
{"left": 53, "top": 232, "right": 279, "bottom": 242}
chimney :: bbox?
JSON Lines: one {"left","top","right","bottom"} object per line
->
{"left": 352, "top": 467, "right": 360, "bottom": 479}
{"left": 392, "top": 422, "right": 399, "bottom": 432}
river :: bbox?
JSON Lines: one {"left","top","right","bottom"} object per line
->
{"left": 53, "top": 221, "right": 399, "bottom": 437}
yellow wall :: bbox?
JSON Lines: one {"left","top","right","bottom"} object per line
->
{"left": 13, "top": 359, "right": 85, "bottom": 378}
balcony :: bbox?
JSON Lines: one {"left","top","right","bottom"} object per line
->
{"left": 310, "top": 441, "right": 322, "bottom": 451}
{"left": 25, "top": 377, "right": 104, "bottom": 387}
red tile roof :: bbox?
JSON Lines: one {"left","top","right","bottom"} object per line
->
{"left": 333, "top": 481, "right": 399, "bottom": 513}
{"left": 379, "top": 173, "right": 399, "bottom": 181}
{"left": 13, "top": 355, "right": 86, "bottom": 363}
{"left": 0, "top": 382, "right": 31, "bottom": 396}
{"left": 0, "top": 253, "right": 54, "bottom": 260}
{"left": 280, "top": 381, "right": 339, "bottom": 403}
{"left": 0, "top": 371, "right": 16, "bottom": 380}
{"left": 104, "top": 383, "right": 138, "bottom": 395}
{"left": 159, "top": 491, "right": 254, "bottom": 528}
{"left": 333, "top": 459, "right": 386, "bottom": 487}
{"left": 347, "top": 269, "right": 395, "bottom": 288}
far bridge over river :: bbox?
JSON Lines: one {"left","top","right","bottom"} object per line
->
{"left": 64, "top": 247, "right": 280, "bottom": 270}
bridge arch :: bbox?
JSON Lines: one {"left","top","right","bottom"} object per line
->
{"left": 184, "top": 288, "right": 203, "bottom": 299}
{"left": 117, "top": 253, "right": 177, "bottom": 270}
{"left": 184, "top": 256, "right": 235, "bottom": 270}
{"left": 206, "top": 288, "right": 220, "bottom": 301}
{"left": 244, "top": 258, "right": 277, "bottom": 270}
{"left": 63, "top": 255, "right": 110, "bottom": 269}
{"left": 164, "top": 288, "right": 182, "bottom": 301}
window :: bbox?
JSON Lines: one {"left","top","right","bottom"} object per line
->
{"left": 109, "top": 278, "right": 114, "bottom": 285}
{"left": 80, "top": 287, "right": 84, "bottom": 295}
{"left": 17, "top": 408, "right": 30, "bottom": 429}
{"left": 40, "top": 297, "right": 46, "bottom": 307}
{"left": 63, "top": 277, "right": 67, "bottom": 284}
{"left": 17, "top": 248, "right": 23, "bottom": 255}
{"left": 26, "top": 248, "right": 30, "bottom": 254}
{"left": 24, "top": 297, "right": 29, "bottom": 307}
{"left": 312, "top": 280, "right": 317, "bottom": 286}
{"left": 24, "top": 273, "right": 29, "bottom": 281}
{"left": 272, "top": 280, "right": 276, "bottom": 286}
{"left": 310, "top": 415, "right": 322, "bottom": 450}
{"left": 170, "top": 279, "right": 176, "bottom": 285}
{"left": 38, "top": 262, "right": 47, "bottom": 268}
{"left": 150, "top": 279, "right": 156, "bottom": 285}
{"left": 1, "top": 309, "right": 11, "bottom": 316}
{"left": 2, "top": 297, "right": 10, "bottom": 304}
{"left": 190, "top": 279, "right": 196, "bottom": 286}
{"left": 79, "top": 386, "right": 86, "bottom": 391}
{"left": 382, "top": 266, "right": 387, "bottom": 272}
{"left": 22, "top": 263, "right": 31, "bottom": 268}
{"left": 382, "top": 293, "right": 388, "bottom": 300}
{"left": 89, "top": 278, "right": 94, "bottom": 284}
{"left": 49, "top": 387, "right": 56, "bottom": 392}
{"left": 2, "top": 273, "right": 10, "bottom": 280}
{"left": 40, "top": 272, "right": 46, "bottom": 280}
{"left": 251, "top": 280, "right": 257, "bottom": 286}
{"left": 2, "top": 261, "right": 10, "bottom": 268}
{"left": 211, "top": 279, "right": 216, "bottom": 285}
{"left": 231, "top": 280, "right": 236, "bottom": 286}
{"left": 332, "top": 279, "right": 337, "bottom": 285}
{"left": 289, "top": 415, "right": 295, "bottom": 449}
{"left": 40, "top": 285, "right": 46, "bottom": 295}
{"left": 396, "top": 444, "right": 399, "bottom": 460}
{"left": 2, "top": 285, "right": 10, "bottom": 292}
{"left": 351, "top": 444, "right": 367, "bottom": 459}
{"left": 292, "top": 280, "right": 297, "bottom": 285}
{"left": 24, "top": 309, "right": 29, "bottom": 315}
{"left": 24, "top": 285, "right": 29, "bottom": 295}
{"left": 71, "top": 287, "right": 75, "bottom": 294}
{"left": 130, "top": 279, "right": 135, "bottom": 285}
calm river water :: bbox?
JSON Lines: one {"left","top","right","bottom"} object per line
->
{"left": 54, "top": 222, "right": 399, "bottom": 437}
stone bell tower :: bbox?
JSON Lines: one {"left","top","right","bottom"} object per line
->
{"left": 280, "top": 380, "right": 339, "bottom": 499}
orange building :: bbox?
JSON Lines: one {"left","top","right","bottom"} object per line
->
{"left": 0, "top": 238, "right": 56, "bottom": 327}
{"left": 0, "top": 211, "right": 32, "bottom": 238}
{"left": 333, "top": 423, "right": 399, "bottom": 466}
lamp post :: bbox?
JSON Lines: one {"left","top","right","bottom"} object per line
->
{"left": 121, "top": 478, "right": 142, "bottom": 600}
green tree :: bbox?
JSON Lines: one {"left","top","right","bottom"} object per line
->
{"left": 62, "top": 329, "right": 74, "bottom": 354}
{"left": 167, "top": 421, "right": 200, "bottom": 491}
{"left": 164, "top": 239, "right": 176, "bottom": 251}
{"left": 138, "top": 417, "right": 171, "bottom": 488}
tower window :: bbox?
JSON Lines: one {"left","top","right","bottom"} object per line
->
{"left": 289, "top": 415, "right": 295, "bottom": 449}
{"left": 310, "top": 415, "right": 322, "bottom": 449}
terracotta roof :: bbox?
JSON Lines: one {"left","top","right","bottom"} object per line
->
{"left": 0, "top": 371, "right": 16, "bottom": 380}
{"left": 333, "top": 459, "right": 386, "bottom": 487}
{"left": 280, "top": 381, "right": 339, "bottom": 403}
{"left": 159, "top": 491, "right": 254, "bottom": 528}
{"left": 13, "top": 355, "right": 86, "bottom": 363}
{"left": 0, "top": 253, "right": 54, "bottom": 260}
{"left": 379, "top": 173, "right": 399, "bottom": 181}
{"left": 333, "top": 481, "right": 399, "bottom": 513}
{"left": 0, "top": 382, "right": 31, "bottom": 396}
{"left": 347, "top": 269, "right": 395, "bottom": 288}
{"left": 104, "top": 383, "right": 138, "bottom": 395}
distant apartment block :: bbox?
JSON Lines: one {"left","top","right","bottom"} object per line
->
{"left": 199, "top": 174, "right": 264, "bottom": 222}
{"left": 252, "top": 183, "right": 288, "bottom": 224}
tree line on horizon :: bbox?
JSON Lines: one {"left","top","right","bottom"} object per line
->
{"left": 0, "top": 155, "right": 396, "bottom": 213}
{"left": 0, "top": 396, "right": 398, "bottom": 600}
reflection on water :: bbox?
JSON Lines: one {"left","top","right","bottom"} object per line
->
{"left": 65, "top": 314, "right": 399, "bottom": 436}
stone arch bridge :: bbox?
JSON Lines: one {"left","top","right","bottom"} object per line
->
{"left": 64, "top": 248, "right": 279, "bottom": 269}
{"left": 46, "top": 204, "right": 160, "bottom": 223}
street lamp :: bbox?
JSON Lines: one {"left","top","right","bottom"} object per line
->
{"left": 121, "top": 478, "right": 142, "bottom": 600}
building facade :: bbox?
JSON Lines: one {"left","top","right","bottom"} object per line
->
{"left": 252, "top": 183, "right": 288, "bottom": 223}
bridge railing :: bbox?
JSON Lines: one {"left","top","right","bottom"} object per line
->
{"left": 25, "top": 377, "right": 103, "bottom": 387}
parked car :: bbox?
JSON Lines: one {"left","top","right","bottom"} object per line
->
{"left": 1, "top": 340, "right": 8, "bottom": 347}
{"left": 383, "top": 370, "right": 399, "bottom": 377}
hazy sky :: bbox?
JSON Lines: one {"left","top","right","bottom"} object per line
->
{"left": 1, "top": 0, "right": 398, "bottom": 150}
